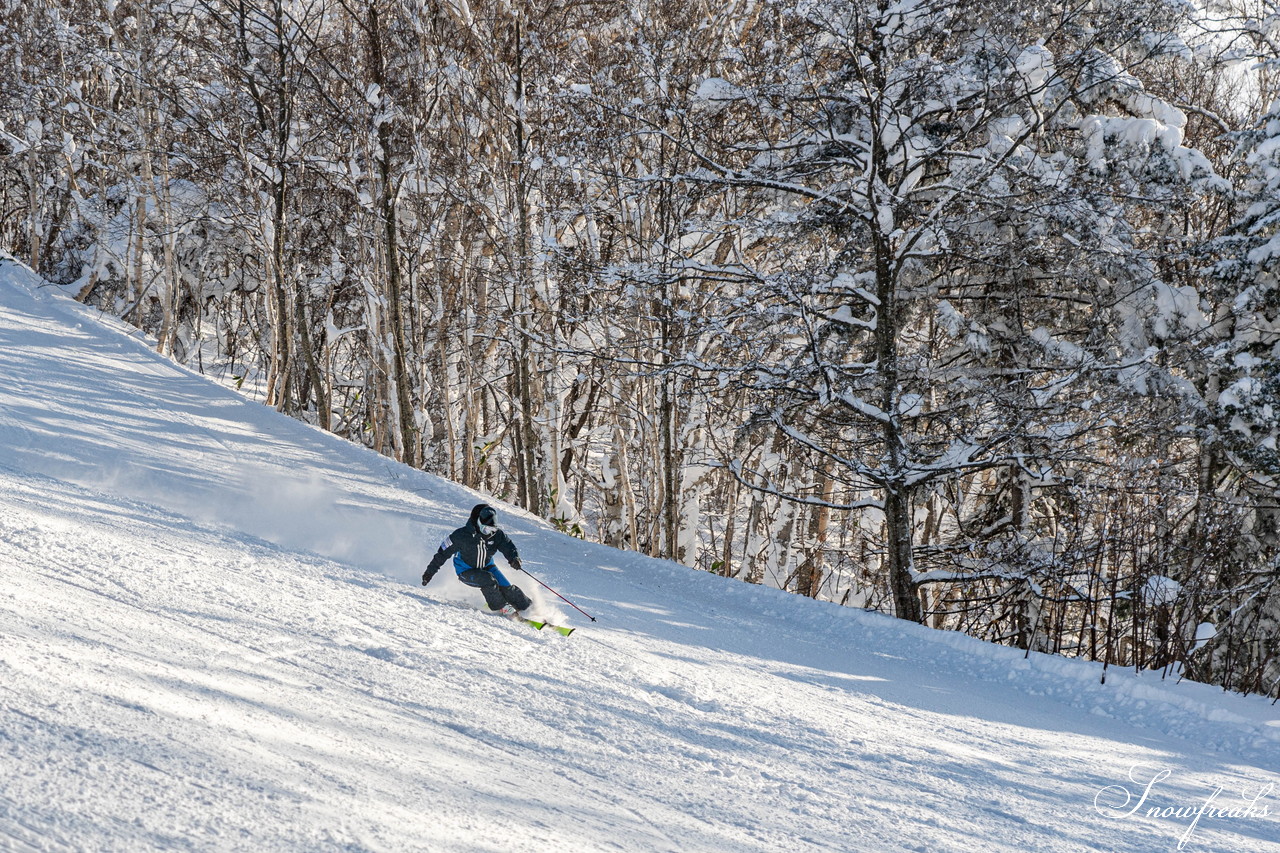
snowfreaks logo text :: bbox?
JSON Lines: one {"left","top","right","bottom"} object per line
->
{"left": 1094, "top": 765, "right": 1274, "bottom": 850}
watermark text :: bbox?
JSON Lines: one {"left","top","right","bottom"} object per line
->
{"left": 1094, "top": 765, "right": 1273, "bottom": 849}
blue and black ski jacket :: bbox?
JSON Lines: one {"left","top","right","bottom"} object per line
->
{"left": 423, "top": 503, "right": 520, "bottom": 585}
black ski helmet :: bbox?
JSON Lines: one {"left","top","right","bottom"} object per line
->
{"left": 472, "top": 503, "right": 497, "bottom": 529}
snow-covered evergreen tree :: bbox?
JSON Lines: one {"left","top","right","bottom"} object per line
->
{"left": 671, "top": 0, "right": 1227, "bottom": 627}
{"left": 1196, "top": 92, "right": 1280, "bottom": 696}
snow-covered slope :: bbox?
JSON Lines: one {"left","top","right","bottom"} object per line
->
{"left": 1, "top": 259, "right": 1277, "bottom": 853}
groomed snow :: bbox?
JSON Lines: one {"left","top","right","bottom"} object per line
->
{"left": 1, "top": 257, "right": 1278, "bottom": 852}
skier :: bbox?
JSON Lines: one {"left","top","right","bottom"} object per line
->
{"left": 421, "top": 503, "right": 533, "bottom": 614}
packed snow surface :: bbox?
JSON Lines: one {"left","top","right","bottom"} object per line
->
{"left": 1, "top": 257, "right": 1278, "bottom": 852}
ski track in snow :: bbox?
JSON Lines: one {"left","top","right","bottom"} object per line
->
{"left": 1, "top": 258, "right": 1279, "bottom": 852}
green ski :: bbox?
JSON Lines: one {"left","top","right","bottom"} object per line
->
{"left": 531, "top": 619, "right": 575, "bottom": 637}
{"left": 506, "top": 612, "right": 575, "bottom": 636}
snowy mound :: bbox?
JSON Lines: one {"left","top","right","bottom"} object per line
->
{"left": 1, "top": 257, "right": 1278, "bottom": 851}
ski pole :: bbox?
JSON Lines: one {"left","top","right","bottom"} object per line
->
{"left": 518, "top": 565, "right": 597, "bottom": 622}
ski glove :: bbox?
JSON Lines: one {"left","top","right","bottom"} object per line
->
{"left": 510, "top": 558, "right": 523, "bottom": 572}
{"left": 421, "top": 569, "right": 435, "bottom": 586}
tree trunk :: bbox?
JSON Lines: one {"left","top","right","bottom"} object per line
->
{"left": 884, "top": 485, "right": 922, "bottom": 621}
{"left": 367, "top": 1, "right": 415, "bottom": 464}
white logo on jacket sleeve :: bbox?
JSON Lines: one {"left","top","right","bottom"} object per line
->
{"left": 440, "top": 536, "right": 452, "bottom": 550}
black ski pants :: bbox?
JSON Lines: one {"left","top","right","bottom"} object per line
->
{"left": 458, "top": 568, "right": 532, "bottom": 611}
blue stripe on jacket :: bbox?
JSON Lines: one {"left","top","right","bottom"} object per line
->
{"left": 452, "top": 553, "right": 513, "bottom": 587}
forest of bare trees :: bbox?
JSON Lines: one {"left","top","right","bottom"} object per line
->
{"left": 3, "top": 0, "right": 1279, "bottom": 697}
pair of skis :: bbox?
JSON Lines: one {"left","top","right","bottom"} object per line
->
{"left": 502, "top": 610, "right": 575, "bottom": 637}
{"left": 406, "top": 592, "right": 578, "bottom": 635}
